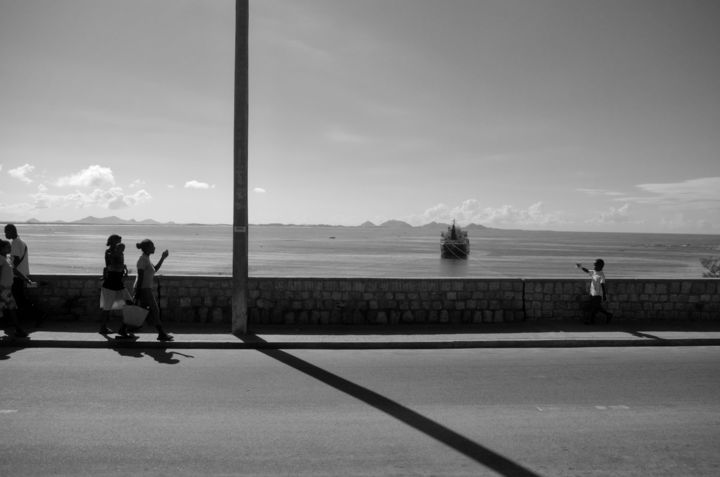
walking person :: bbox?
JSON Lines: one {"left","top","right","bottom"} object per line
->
{"left": 576, "top": 258, "right": 613, "bottom": 324}
{"left": 4, "top": 224, "right": 33, "bottom": 321}
{"left": 134, "top": 239, "right": 173, "bottom": 341}
{"left": 99, "top": 234, "right": 132, "bottom": 336}
{"left": 1, "top": 239, "right": 29, "bottom": 338}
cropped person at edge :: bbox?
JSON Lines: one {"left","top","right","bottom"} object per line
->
{"left": 1, "top": 239, "right": 29, "bottom": 338}
{"left": 4, "top": 224, "right": 33, "bottom": 319}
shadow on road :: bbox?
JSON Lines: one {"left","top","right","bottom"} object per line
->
{"left": 627, "top": 331, "right": 664, "bottom": 340}
{"left": 102, "top": 336, "right": 195, "bottom": 364}
{"left": 145, "top": 349, "right": 195, "bottom": 364}
{"left": 0, "top": 335, "right": 31, "bottom": 359}
{"left": 0, "top": 343, "right": 21, "bottom": 360}
{"left": 241, "top": 334, "right": 542, "bottom": 477}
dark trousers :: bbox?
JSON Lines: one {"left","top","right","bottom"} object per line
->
{"left": 11, "top": 277, "right": 27, "bottom": 312}
{"left": 585, "top": 296, "right": 612, "bottom": 323}
{"left": 11, "top": 278, "right": 41, "bottom": 325}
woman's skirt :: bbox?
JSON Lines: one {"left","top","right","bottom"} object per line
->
{"left": 100, "top": 287, "right": 132, "bottom": 311}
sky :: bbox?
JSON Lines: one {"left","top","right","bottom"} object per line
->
{"left": 1, "top": 0, "right": 719, "bottom": 233}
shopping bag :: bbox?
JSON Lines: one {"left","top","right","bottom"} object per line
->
{"left": 122, "top": 304, "right": 149, "bottom": 328}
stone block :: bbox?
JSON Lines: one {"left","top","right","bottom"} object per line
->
{"left": 401, "top": 311, "right": 414, "bottom": 323}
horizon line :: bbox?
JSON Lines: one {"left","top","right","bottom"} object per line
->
{"left": 6, "top": 218, "right": 717, "bottom": 236}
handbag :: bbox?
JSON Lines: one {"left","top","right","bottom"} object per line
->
{"left": 122, "top": 304, "right": 149, "bottom": 328}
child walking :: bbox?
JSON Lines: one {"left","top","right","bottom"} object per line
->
{"left": 576, "top": 258, "right": 613, "bottom": 324}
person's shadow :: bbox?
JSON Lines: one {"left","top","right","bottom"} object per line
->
{"left": 145, "top": 348, "right": 194, "bottom": 364}
{"left": 0, "top": 336, "right": 29, "bottom": 360}
{"left": 102, "top": 335, "right": 194, "bottom": 364}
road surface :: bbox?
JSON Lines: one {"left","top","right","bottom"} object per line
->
{"left": 2, "top": 345, "right": 720, "bottom": 476}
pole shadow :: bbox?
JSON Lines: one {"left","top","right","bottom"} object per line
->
{"left": 626, "top": 331, "right": 664, "bottom": 340}
{"left": 241, "top": 335, "right": 542, "bottom": 477}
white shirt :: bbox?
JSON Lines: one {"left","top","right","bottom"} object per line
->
{"left": 589, "top": 270, "right": 606, "bottom": 296}
{"left": 10, "top": 237, "right": 29, "bottom": 277}
{"left": 134, "top": 254, "right": 155, "bottom": 289}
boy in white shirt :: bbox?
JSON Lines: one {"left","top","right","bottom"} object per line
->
{"left": 576, "top": 258, "right": 613, "bottom": 324}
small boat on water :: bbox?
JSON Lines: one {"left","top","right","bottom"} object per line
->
{"left": 441, "top": 221, "right": 470, "bottom": 259}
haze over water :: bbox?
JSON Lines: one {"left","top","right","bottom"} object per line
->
{"left": 19, "top": 224, "right": 719, "bottom": 279}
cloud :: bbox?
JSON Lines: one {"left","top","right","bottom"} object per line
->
{"left": 633, "top": 177, "right": 720, "bottom": 204}
{"left": 57, "top": 165, "right": 115, "bottom": 188}
{"left": 0, "top": 200, "right": 35, "bottom": 218}
{"left": 30, "top": 187, "right": 152, "bottom": 210}
{"left": 577, "top": 188, "right": 624, "bottom": 197}
{"left": 129, "top": 179, "right": 146, "bottom": 189}
{"left": 184, "top": 180, "right": 214, "bottom": 190}
{"left": 586, "top": 203, "right": 637, "bottom": 225}
{"left": 9, "top": 164, "right": 36, "bottom": 184}
{"left": 417, "top": 200, "right": 565, "bottom": 228}
{"left": 253, "top": 187, "right": 266, "bottom": 193}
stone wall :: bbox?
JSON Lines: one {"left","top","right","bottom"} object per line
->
{"left": 25, "top": 275, "right": 720, "bottom": 325}
{"left": 523, "top": 279, "right": 719, "bottom": 320}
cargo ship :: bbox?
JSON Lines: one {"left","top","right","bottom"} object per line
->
{"left": 441, "top": 221, "right": 470, "bottom": 259}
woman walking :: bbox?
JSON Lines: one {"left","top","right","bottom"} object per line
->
{"left": 134, "top": 239, "right": 173, "bottom": 341}
{"left": 99, "top": 234, "right": 131, "bottom": 336}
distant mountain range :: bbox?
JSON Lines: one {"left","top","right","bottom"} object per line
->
{"left": 360, "top": 220, "right": 489, "bottom": 230}
{"left": 21, "top": 216, "right": 490, "bottom": 229}
{"left": 25, "top": 216, "right": 173, "bottom": 226}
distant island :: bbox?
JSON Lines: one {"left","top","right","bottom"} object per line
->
{"left": 19, "top": 216, "right": 490, "bottom": 230}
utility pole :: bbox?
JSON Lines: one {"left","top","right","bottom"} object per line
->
{"left": 232, "top": 0, "right": 249, "bottom": 335}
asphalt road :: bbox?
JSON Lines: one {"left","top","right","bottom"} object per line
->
{"left": 2, "top": 345, "right": 720, "bottom": 476}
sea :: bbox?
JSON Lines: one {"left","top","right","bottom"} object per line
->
{"left": 14, "top": 223, "right": 720, "bottom": 279}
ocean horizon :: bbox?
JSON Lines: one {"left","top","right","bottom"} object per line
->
{"left": 12, "top": 223, "right": 719, "bottom": 279}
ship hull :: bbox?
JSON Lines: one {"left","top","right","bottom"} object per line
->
{"left": 441, "top": 241, "right": 469, "bottom": 259}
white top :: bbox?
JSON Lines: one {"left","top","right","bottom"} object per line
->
{"left": 10, "top": 237, "right": 29, "bottom": 277}
{"left": 589, "top": 270, "right": 606, "bottom": 296}
{"left": 134, "top": 254, "right": 155, "bottom": 289}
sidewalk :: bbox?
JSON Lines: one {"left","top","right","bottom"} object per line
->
{"left": 3, "top": 320, "right": 720, "bottom": 349}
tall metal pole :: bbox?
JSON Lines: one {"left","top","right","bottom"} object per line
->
{"left": 232, "top": 0, "right": 249, "bottom": 335}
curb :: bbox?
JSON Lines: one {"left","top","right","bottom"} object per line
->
{"left": 4, "top": 338, "right": 720, "bottom": 350}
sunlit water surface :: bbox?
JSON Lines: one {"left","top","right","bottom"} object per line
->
{"left": 19, "top": 224, "right": 719, "bottom": 279}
